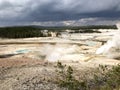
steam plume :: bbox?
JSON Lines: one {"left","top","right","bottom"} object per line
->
{"left": 96, "top": 23, "right": 120, "bottom": 59}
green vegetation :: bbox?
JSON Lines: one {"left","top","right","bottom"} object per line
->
{"left": 56, "top": 62, "right": 120, "bottom": 90}
{"left": 0, "top": 26, "right": 45, "bottom": 38}
{"left": 56, "top": 62, "right": 82, "bottom": 90}
{"left": 69, "top": 29, "right": 101, "bottom": 33}
{"left": 39, "top": 25, "right": 117, "bottom": 30}
{"left": 0, "top": 25, "right": 117, "bottom": 38}
{"left": 101, "top": 64, "right": 120, "bottom": 90}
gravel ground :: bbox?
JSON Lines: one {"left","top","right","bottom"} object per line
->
{"left": 0, "top": 31, "right": 120, "bottom": 90}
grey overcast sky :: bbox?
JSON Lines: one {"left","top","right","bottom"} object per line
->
{"left": 0, "top": 0, "right": 120, "bottom": 26}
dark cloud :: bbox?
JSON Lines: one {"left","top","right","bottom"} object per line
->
{"left": 0, "top": 0, "right": 120, "bottom": 26}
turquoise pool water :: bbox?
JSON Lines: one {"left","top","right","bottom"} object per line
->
{"left": 86, "top": 41, "right": 98, "bottom": 46}
{"left": 15, "top": 49, "right": 30, "bottom": 54}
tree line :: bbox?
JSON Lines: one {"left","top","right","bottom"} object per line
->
{"left": 0, "top": 26, "right": 45, "bottom": 38}
{"left": 0, "top": 25, "right": 117, "bottom": 38}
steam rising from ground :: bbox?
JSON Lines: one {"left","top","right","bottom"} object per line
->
{"left": 96, "top": 23, "right": 120, "bottom": 59}
{"left": 39, "top": 44, "right": 82, "bottom": 62}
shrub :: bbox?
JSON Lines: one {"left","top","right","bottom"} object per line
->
{"left": 56, "top": 62, "right": 120, "bottom": 90}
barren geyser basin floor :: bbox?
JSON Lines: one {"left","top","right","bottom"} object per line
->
{"left": 0, "top": 29, "right": 120, "bottom": 90}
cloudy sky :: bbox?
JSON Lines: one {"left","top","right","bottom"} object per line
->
{"left": 0, "top": 0, "right": 120, "bottom": 26}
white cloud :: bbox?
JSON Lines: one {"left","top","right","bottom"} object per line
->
{"left": 21, "top": 18, "right": 119, "bottom": 26}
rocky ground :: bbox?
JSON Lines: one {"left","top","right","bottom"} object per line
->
{"left": 0, "top": 30, "right": 120, "bottom": 90}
